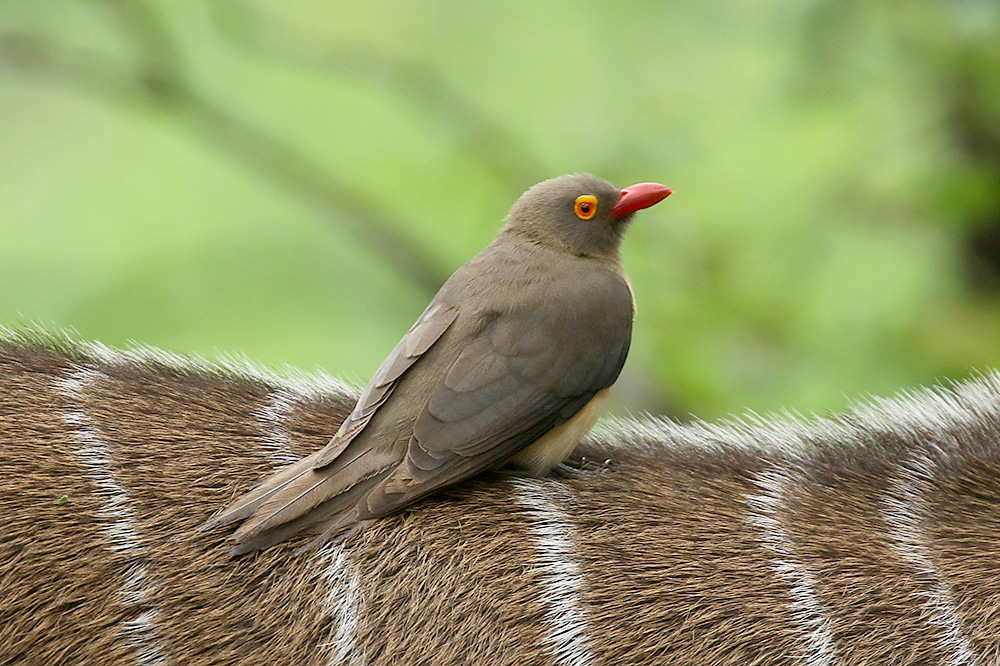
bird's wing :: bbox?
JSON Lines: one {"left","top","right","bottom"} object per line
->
{"left": 199, "top": 300, "right": 458, "bottom": 532}
{"left": 314, "top": 301, "right": 459, "bottom": 467}
{"left": 360, "top": 273, "right": 633, "bottom": 516}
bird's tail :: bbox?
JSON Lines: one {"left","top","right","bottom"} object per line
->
{"left": 228, "top": 468, "right": 391, "bottom": 555}
{"left": 200, "top": 446, "right": 394, "bottom": 555}
{"left": 199, "top": 450, "right": 324, "bottom": 534}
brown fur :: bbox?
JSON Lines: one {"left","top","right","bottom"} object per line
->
{"left": 2, "top": 329, "right": 999, "bottom": 665}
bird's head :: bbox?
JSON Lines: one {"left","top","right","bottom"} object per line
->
{"left": 502, "top": 173, "right": 672, "bottom": 258}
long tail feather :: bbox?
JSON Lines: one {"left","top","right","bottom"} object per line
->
{"left": 230, "top": 468, "right": 392, "bottom": 554}
{"left": 294, "top": 508, "right": 358, "bottom": 556}
{"left": 198, "top": 451, "right": 321, "bottom": 531}
{"left": 232, "top": 447, "right": 377, "bottom": 540}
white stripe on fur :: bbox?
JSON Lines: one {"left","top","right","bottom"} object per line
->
{"left": 883, "top": 454, "right": 978, "bottom": 666}
{"left": 513, "top": 479, "right": 595, "bottom": 666}
{"left": 255, "top": 388, "right": 304, "bottom": 468}
{"left": 747, "top": 467, "right": 837, "bottom": 666}
{"left": 58, "top": 367, "right": 170, "bottom": 666}
{"left": 319, "top": 544, "right": 365, "bottom": 666}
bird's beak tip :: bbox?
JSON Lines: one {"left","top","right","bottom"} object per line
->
{"left": 610, "top": 182, "right": 673, "bottom": 219}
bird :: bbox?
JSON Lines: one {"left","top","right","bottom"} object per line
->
{"left": 201, "top": 173, "right": 672, "bottom": 554}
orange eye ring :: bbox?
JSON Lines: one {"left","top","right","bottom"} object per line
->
{"left": 574, "top": 195, "right": 598, "bottom": 220}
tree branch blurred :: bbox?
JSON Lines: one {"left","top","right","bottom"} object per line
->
{"left": 0, "top": 0, "right": 470, "bottom": 295}
{"left": 208, "top": 0, "right": 544, "bottom": 189}
{"left": 0, "top": 0, "right": 667, "bottom": 414}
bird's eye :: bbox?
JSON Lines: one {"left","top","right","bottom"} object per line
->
{"left": 574, "top": 195, "right": 598, "bottom": 220}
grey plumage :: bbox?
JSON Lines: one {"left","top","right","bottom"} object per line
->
{"left": 201, "top": 173, "right": 670, "bottom": 553}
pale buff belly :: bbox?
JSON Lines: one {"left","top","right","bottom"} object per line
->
{"left": 508, "top": 388, "right": 610, "bottom": 476}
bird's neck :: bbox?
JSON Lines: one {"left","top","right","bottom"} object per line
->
{"left": 497, "top": 227, "right": 624, "bottom": 268}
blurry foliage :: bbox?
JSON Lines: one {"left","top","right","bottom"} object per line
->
{"left": 1, "top": 0, "right": 998, "bottom": 420}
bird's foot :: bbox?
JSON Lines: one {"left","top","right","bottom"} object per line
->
{"left": 551, "top": 455, "right": 612, "bottom": 478}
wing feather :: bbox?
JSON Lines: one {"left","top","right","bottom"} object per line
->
{"left": 362, "top": 272, "right": 633, "bottom": 516}
{"left": 313, "top": 303, "right": 458, "bottom": 467}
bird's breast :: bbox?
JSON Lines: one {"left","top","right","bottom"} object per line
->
{"left": 507, "top": 388, "right": 610, "bottom": 476}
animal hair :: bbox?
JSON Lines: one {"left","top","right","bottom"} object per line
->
{"left": 2, "top": 326, "right": 999, "bottom": 665}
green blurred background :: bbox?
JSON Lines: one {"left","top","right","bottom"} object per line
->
{"left": 2, "top": 0, "right": 999, "bottom": 420}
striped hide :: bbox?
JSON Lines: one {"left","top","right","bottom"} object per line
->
{"left": 2, "top": 330, "right": 1000, "bottom": 666}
